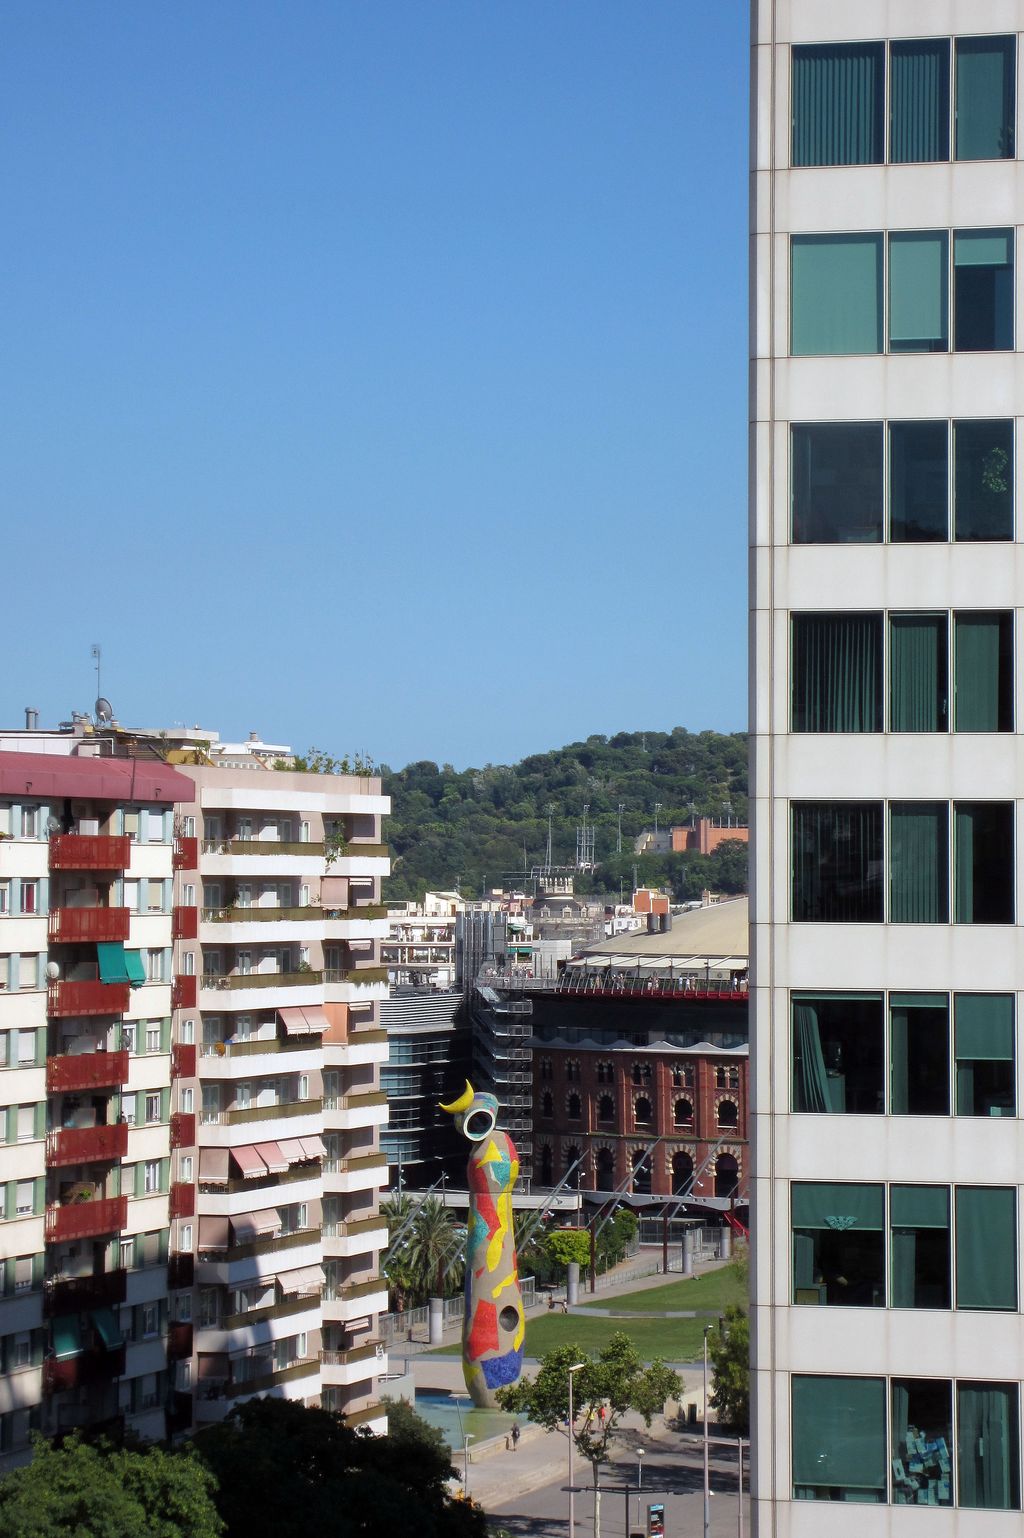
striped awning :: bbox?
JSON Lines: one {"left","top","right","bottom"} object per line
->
{"left": 232, "top": 1146, "right": 267, "bottom": 1180}
{"left": 254, "top": 1141, "right": 288, "bottom": 1174}
{"left": 279, "top": 1006, "right": 329, "bottom": 1035}
{"left": 299, "top": 1135, "right": 326, "bottom": 1160}
{"left": 200, "top": 1148, "right": 229, "bottom": 1186}
{"left": 229, "top": 1209, "right": 280, "bottom": 1241}
{"left": 279, "top": 1265, "right": 325, "bottom": 1298}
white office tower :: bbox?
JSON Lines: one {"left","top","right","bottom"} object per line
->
{"left": 751, "top": 6, "right": 1024, "bottom": 1531}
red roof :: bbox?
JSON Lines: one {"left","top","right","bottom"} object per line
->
{"left": 0, "top": 752, "right": 193, "bottom": 804}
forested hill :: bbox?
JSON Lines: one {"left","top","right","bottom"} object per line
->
{"left": 381, "top": 728, "right": 748, "bottom": 902}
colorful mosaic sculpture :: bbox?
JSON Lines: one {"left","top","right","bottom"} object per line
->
{"left": 439, "top": 1080, "right": 524, "bottom": 1407}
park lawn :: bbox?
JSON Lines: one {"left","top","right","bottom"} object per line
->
{"left": 578, "top": 1267, "right": 748, "bottom": 1315}
{"left": 522, "top": 1309, "right": 709, "bottom": 1361}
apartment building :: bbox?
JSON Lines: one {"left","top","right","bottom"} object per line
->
{"left": 752, "top": 7, "right": 1024, "bottom": 1531}
{"left": 383, "top": 892, "right": 458, "bottom": 988}
{"left": 0, "top": 726, "right": 391, "bottom": 1464}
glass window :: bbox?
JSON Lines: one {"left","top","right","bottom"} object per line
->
{"left": 889, "top": 421, "right": 948, "bottom": 541}
{"left": 954, "top": 803, "right": 1014, "bottom": 923}
{"left": 954, "top": 995, "right": 1015, "bottom": 1118}
{"left": 891, "top": 1379, "right": 952, "bottom": 1505}
{"left": 890, "top": 1186, "right": 950, "bottom": 1308}
{"left": 954, "top": 613, "right": 1013, "bottom": 731}
{"left": 954, "top": 420, "right": 1013, "bottom": 540}
{"left": 890, "top": 38, "right": 950, "bottom": 162}
{"left": 791, "top": 614, "right": 882, "bottom": 732}
{"left": 889, "top": 615, "right": 948, "bottom": 732}
{"left": 792, "top": 1182, "right": 884, "bottom": 1307}
{"left": 791, "top": 1375, "right": 886, "bottom": 1503}
{"left": 889, "top": 804, "right": 948, "bottom": 923}
{"left": 889, "top": 231, "right": 948, "bottom": 351}
{"left": 791, "top": 423, "right": 883, "bottom": 543}
{"left": 890, "top": 994, "right": 949, "bottom": 1115}
{"left": 792, "top": 803, "right": 883, "bottom": 923}
{"left": 791, "top": 235, "right": 883, "bottom": 355}
{"left": 955, "top": 37, "right": 1016, "bottom": 161}
{"left": 955, "top": 1187, "right": 1017, "bottom": 1309}
{"left": 953, "top": 230, "right": 1013, "bottom": 351}
{"left": 791, "top": 43, "right": 884, "bottom": 166}
{"left": 957, "top": 1382, "right": 1020, "bottom": 1509}
{"left": 792, "top": 996, "right": 884, "bottom": 1116}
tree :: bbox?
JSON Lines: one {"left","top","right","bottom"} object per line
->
{"left": 398, "top": 1196, "right": 464, "bottom": 1300}
{"left": 707, "top": 1304, "right": 750, "bottom": 1433}
{"left": 496, "top": 1334, "right": 679, "bottom": 1538}
{"left": 544, "top": 1228, "right": 591, "bottom": 1270}
{"left": 0, "top": 1435, "right": 223, "bottom": 1538}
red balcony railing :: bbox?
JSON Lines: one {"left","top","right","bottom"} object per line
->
{"left": 45, "top": 1195, "right": 128, "bottom": 1245}
{"left": 47, "top": 980, "right": 131, "bottom": 1018}
{"left": 172, "top": 906, "right": 198, "bottom": 940}
{"left": 46, "top": 1123, "right": 129, "bottom": 1167}
{"left": 168, "top": 1254, "right": 194, "bottom": 1289}
{"left": 167, "top": 1321, "right": 194, "bottom": 1360}
{"left": 171, "top": 976, "right": 197, "bottom": 1011}
{"left": 48, "top": 907, "right": 130, "bottom": 944}
{"left": 44, "top": 1345, "right": 126, "bottom": 1394}
{"left": 168, "top": 1182, "right": 195, "bottom": 1220}
{"left": 43, "top": 1268, "right": 127, "bottom": 1318}
{"left": 46, "top": 1050, "right": 129, "bottom": 1093}
{"left": 171, "top": 1043, "right": 196, "bottom": 1079}
{"left": 49, "top": 834, "right": 130, "bottom": 871}
{"left": 173, "top": 835, "right": 198, "bottom": 871}
{"left": 169, "top": 1112, "right": 196, "bottom": 1150}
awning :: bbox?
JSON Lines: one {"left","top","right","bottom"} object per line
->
{"left": 232, "top": 1146, "right": 268, "bottom": 1180}
{"left": 200, "top": 1147, "right": 229, "bottom": 1186}
{"left": 92, "top": 1307, "right": 124, "bottom": 1350}
{"left": 279, "top": 1006, "right": 329, "bottom": 1036}
{"left": 254, "top": 1142, "right": 288, "bottom": 1174}
{"left": 199, "top": 1215, "right": 230, "bottom": 1249}
{"left": 299, "top": 1135, "right": 326, "bottom": 1160}
{"left": 53, "top": 1314, "right": 83, "bottom": 1361}
{"left": 277, "top": 1139, "right": 307, "bottom": 1163}
{"left": 197, "top": 1352, "right": 230, "bottom": 1382}
{"left": 124, "top": 950, "right": 146, "bottom": 988}
{"left": 279, "top": 1265, "right": 326, "bottom": 1298}
{"left": 97, "top": 942, "right": 131, "bottom": 984}
{"left": 229, "top": 1209, "right": 281, "bottom": 1241}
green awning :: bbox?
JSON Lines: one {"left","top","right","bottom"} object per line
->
{"left": 97, "top": 942, "right": 131, "bottom": 984}
{"left": 91, "top": 1307, "right": 124, "bottom": 1350}
{"left": 124, "top": 950, "right": 146, "bottom": 988}
{"left": 53, "top": 1314, "right": 84, "bottom": 1361}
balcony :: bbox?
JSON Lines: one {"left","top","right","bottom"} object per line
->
{"left": 169, "top": 1112, "right": 196, "bottom": 1149}
{"left": 171, "top": 1043, "right": 196, "bottom": 1078}
{"left": 169, "top": 1182, "right": 195, "bottom": 1219}
{"left": 172, "top": 907, "right": 198, "bottom": 940}
{"left": 46, "top": 1050, "right": 129, "bottom": 1093}
{"left": 46, "top": 1123, "right": 129, "bottom": 1167}
{"left": 49, "top": 834, "right": 130, "bottom": 872}
{"left": 171, "top": 976, "right": 197, "bottom": 1010}
{"left": 43, "top": 1268, "right": 127, "bottom": 1318}
{"left": 48, "top": 908, "right": 130, "bottom": 944}
{"left": 323, "top": 968, "right": 389, "bottom": 986}
{"left": 224, "top": 1357, "right": 319, "bottom": 1398}
{"left": 225, "top": 1098, "right": 324, "bottom": 1127}
{"left": 198, "top": 1226, "right": 320, "bottom": 1266}
{"left": 201, "top": 970, "right": 324, "bottom": 992}
{"left": 48, "top": 981, "right": 131, "bottom": 1019}
{"left": 167, "top": 1321, "right": 193, "bottom": 1360}
{"left": 220, "top": 1292, "right": 320, "bottom": 1333}
{"left": 45, "top": 1195, "right": 128, "bottom": 1245}
{"left": 44, "top": 1345, "right": 126, "bottom": 1394}
{"left": 172, "top": 835, "right": 198, "bottom": 871}
{"left": 202, "top": 840, "right": 326, "bottom": 857}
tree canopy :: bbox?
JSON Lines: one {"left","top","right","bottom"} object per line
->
{"left": 707, "top": 1304, "right": 750, "bottom": 1433}
{"left": 382, "top": 728, "right": 748, "bottom": 901}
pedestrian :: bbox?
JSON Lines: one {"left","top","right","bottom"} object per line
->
{"left": 511, "top": 1422, "right": 521, "bottom": 1453}
{"left": 598, "top": 1404, "right": 606, "bottom": 1427}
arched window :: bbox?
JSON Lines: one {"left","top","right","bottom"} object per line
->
{"left": 540, "top": 1144, "right": 554, "bottom": 1184}
{"left": 674, "top": 1098, "right": 693, "bottom": 1127}
{"left": 564, "top": 1145, "right": 583, "bottom": 1188}
{"left": 539, "top": 1058, "right": 553, "bottom": 1082}
{"left": 634, "top": 1096, "right": 652, "bottom": 1127}
{"left": 715, "top": 1152, "right": 739, "bottom": 1200}
{"left": 597, "top": 1061, "right": 614, "bottom": 1085}
{"left": 631, "top": 1063, "right": 643, "bottom": 1086}
{"left": 596, "top": 1148, "right": 615, "bottom": 1191}
{"left": 541, "top": 1091, "right": 554, "bottom": 1118}
{"left": 631, "top": 1148, "right": 652, "bottom": 1196}
{"left": 567, "top": 1092, "right": 582, "bottom": 1119}
{"left": 672, "top": 1151, "right": 694, "bottom": 1196}
{"left": 566, "top": 1059, "right": 581, "bottom": 1083}
{"left": 717, "top": 1099, "right": 739, "bottom": 1129}
{"left": 597, "top": 1094, "right": 615, "bottom": 1124}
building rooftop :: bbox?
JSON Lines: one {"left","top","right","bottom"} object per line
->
{"left": 578, "top": 895, "right": 748, "bottom": 966}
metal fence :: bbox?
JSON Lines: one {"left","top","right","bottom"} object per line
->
{"left": 380, "top": 1275, "right": 537, "bottom": 1346}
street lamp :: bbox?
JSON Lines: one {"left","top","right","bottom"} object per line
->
{"left": 567, "top": 1362, "right": 586, "bottom": 1538}
{"left": 703, "top": 1326, "right": 712, "bottom": 1538}
{"left": 462, "top": 1433, "right": 474, "bottom": 1498}
{"left": 636, "top": 1447, "right": 645, "bottom": 1526}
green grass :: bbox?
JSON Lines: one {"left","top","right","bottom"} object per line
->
{"left": 578, "top": 1268, "right": 748, "bottom": 1315}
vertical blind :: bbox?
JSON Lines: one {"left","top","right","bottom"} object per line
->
{"left": 791, "top": 614, "right": 881, "bottom": 731}
{"left": 792, "top": 43, "right": 884, "bottom": 166}
{"left": 957, "top": 1383, "right": 1020, "bottom": 1509}
{"left": 889, "top": 803, "right": 948, "bottom": 922}
{"left": 890, "top": 39, "right": 950, "bottom": 162}
{"left": 890, "top": 615, "right": 947, "bottom": 731}
{"left": 954, "top": 614, "right": 1008, "bottom": 731}
{"left": 791, "top": 803, "right": 883, "bottom": 922}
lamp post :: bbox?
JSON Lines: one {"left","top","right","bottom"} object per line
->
{"left": 463, "top": 1433, "right": 474, "bottom": 1498}
{"left": 636, "top": 1448, "right": 645, "bottom": 1526}
{"left": 703, "top": 1326, "right": 712, "bottom": 1538}
{"left": 567, "top": 1362, "right": 586, "bottom": 1538}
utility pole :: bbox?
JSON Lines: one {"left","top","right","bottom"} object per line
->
{"left": 616, "top": 803, "right": 624, "bottom": 854}
{"left": 654, "top": 802, "right": 663, "bottom": 837}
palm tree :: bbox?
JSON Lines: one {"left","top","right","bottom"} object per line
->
{"left": 403, "top": 1196, "right": 464, "bottom": 1299}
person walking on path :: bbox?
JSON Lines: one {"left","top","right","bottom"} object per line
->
{"left": 511, "top": 1422, "right": 521, "bottom": 1453}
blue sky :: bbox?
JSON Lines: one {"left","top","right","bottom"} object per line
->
{"left": 2, "top": 3, "right": 748, "bottom": 770}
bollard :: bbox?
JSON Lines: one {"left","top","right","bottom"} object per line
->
{"left": 567, "top": 1261, "right": 580, "bottom": 1306}
{"left": 720, "top": 1224, "right": 732, "bottom": 1261}
{"left": 682, "top": 1230, "right": 695, "bottom": 1276}
{"left": 428, "top": 1296, "right": 444, "bottom": 1346}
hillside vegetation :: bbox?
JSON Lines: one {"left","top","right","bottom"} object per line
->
{"left": 382, "top": 727, "right": 748, "bottom": 902}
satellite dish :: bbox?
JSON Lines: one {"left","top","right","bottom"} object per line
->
{"left": 46, "top": 816, "right": 61, "bottom": 835}
{"left": 45, "top": 961, "right": 61, "bottom": 981}
{"left": 95, "top": 698, "right": 113, "bottom": 722}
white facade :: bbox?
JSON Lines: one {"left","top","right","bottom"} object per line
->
{"left": 752, "top": 5, "right": 1024, "bottom": 1532}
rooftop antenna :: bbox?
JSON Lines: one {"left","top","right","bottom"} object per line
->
{"left": 617, "top": 802, "right": 625, "bottom": 854}
{"left": 91, "top": 644, "right": 101, "bottom": 707}
{"left": 545, "top": 804, "right": 555, "bottom": 869}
